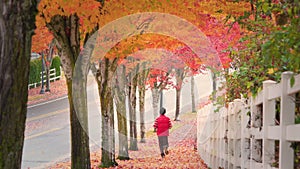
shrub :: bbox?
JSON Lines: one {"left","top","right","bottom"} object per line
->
{"left": 29, "top": 59, "right": 42, "bottom": 85}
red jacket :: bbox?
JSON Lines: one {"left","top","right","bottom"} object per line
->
{"left": 153, "top": 115, "right": 172, "bottom": 136}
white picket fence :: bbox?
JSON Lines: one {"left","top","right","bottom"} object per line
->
{"left": 28, "top": 68, "right": 61, "bottom": 89}
{"left": 197, "top": 71, "right": 300, "bottom": 169}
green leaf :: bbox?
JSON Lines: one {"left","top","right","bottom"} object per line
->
{"left": 262, "top": 2, "right": 270, "bottom": 13}
{"left": 295, "top": 115, "right": 300, "bottom": 124}
{"left": 246, "top": 81, "right": 253, "bottom": 89}
{"left": 290, "top": 75, "right": 295, "bottom": 87}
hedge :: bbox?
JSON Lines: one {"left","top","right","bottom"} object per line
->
{"left": 29, "top": 56, "right": 61, "bottom": 85}
{"left": 50, "top": 56, "right": 61, "bottom": 77}
{"left": 29, "top": 59, "right": 42, "bottom": 84}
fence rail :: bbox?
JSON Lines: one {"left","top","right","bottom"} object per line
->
{"left": 28, "top": 68, "right": 61, "bottom": 89}
{"left": 197, "top": 71, "right": 300, "bottom": 169}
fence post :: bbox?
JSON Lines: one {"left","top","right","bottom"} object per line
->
{"left": 212, "top": 112, "right": 217, "bottom": 169}
{"left": 209, "top": 106, "right": 214, "bottom": 168}
{"left": 279, "top": 71, "right": 295, "bottom": 169}
{"left": 250, "top": 97, "right": 255, "bottom": 169}
{"left": 220, "top": 107, "right": 226, "bottom": 168}
{"left": 250, "top": 96, "right": 263, "bottom": 168}
{"left": 224, "top": 107, "right": 230, "bottom": 168}
{"left": 241, "top": 99, "right": 250, "bottom": 169}
{"left": 233, "top": 99, "right": 242, "bottom": 168}
{"left": 279, "top": 72, "right": 295, "bottom": 169}
{"left": 262, "top": 80, "right": 277, "bottom": 169}
{"left": 227, "top": 102, "right": 235, "bottom": 169}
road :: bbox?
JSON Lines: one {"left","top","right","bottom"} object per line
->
{"left": 22, "top": 73, "right": 212, "bottom": 169}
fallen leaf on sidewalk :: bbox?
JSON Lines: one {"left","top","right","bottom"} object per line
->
{"left": 50, "top": 113, "right": 207, "bottom": 169}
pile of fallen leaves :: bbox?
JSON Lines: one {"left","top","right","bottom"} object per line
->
{"left": 104, "top": 139, "right": 206, "bottom": 169}
{"left": 50, "top": 113, "right": 208, "bottom": 169}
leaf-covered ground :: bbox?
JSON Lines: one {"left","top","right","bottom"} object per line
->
{"left": 28, "top": 77, "right": 208, "bottom": 169}
{"left": 27, "top": 76, "right": 68, "bottom": 106}
{"left": 49, "top": 113, "right": 207, "bottom": 169}
{"left": 27, "top": 74, "right": 95, "bottom": 106}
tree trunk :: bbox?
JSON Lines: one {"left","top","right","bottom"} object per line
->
{"left": 47, "top": 14, "right": 91, "bottom": 169}
{"left": 151, "top": 88, "right": 160, "bottom": 120}
{"left": 128, "top": 67, "right": 138, "bottom": 151}
{"left": 139, "top": 86, "right": 146, "bottom": 143}
{"left": 45, "top": 65, "right": 51, "bottom": 92}
{"left": 191, "top": 75, "right": 196, "bottom": 113}
{"left": 174, "top": 88, "right": 182, "bottom": 121}
{"left": 96, "top": 58, "right": 118, "bottom": 168}
{"left": 113, "top": 65, "right": 129, "bottom": 160}
{"left": 99, "top": 84, "right": 117, "bottom": 167}
{"left": 115, "top": 97, "right": 129, "bottom": 160}
{"left": 137, "top": 63, "right": 149, "bottom": 143}
{"left": 45, "top": 44, "right": 55, "bottom": 92}
{"left": 212, "top": 72, "right": 217, "bottom": 101}
{"left": 71, "top": 34, "right": 97, "bottom": 169}
{"left": 0, "top": 1, "right": 37, "bottom": 168}
{"left": 174, "top": 69, "right": 184, "bottom": 121}
{"left": 67, "top": 79, "right": 91, "bottom": 169}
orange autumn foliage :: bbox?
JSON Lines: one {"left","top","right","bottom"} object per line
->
{"left": 96, "top": 34, "right": 185, "bottom": 60}
{"left": 34, "top": 0, "right": 249, "bottom": 63}
{"left": 34, "top": 0, "right": 102, "bottom": 52}
{"left": 38, "top": 0, "right": 101, "bottom": 32}
{"left": 31, "top": 25, "right": 53, "bottom": 52}
{"left": 99, "top": 0, "right": 250, "bottom": 27}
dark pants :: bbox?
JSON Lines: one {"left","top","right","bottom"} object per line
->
{"left": 158, "top": 136, "right": 169, "bottom": 154}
